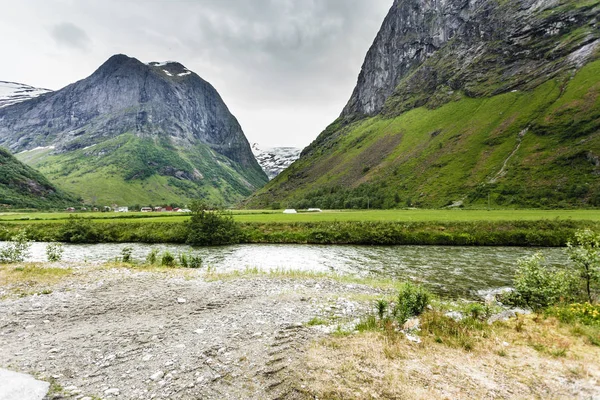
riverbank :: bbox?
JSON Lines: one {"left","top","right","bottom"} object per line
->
{"left": 1, "top": 218, "right": 599, "bottom": 246}
{"left": 1, "top": 263, "right": 599, "bottom": 399}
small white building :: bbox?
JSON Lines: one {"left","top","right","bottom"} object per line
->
{"left": 141, "top": 207, "right": 153, "bottom": 212}
{"left": 116, "top": 207, "right": 129, "bottom": 213}
{"left": 283, "top": 209, "right": 298, "bottom": 214}
{"left": 307, "top": 208, "right": 323, "bottom": 213}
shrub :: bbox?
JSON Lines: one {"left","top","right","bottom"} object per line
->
{"left": 46, "top": 242, "right": 64, "bottom": 262}
{"left": 186, "top": 201, "right": 243, "bottom": 246}
{"left": 547, "top": 303, "right": 600, "bottom": 327}
{"left": 394, "top": 283, "right": 431, "bottom": 324}
{"left": 188, "top": 255, "right": 202, "bottom": 269}
{"left": 146, "top": 248, "right": 159, "bottom": 265}
{"left": 0, "top": 231, "right": 32, "bottom": 263}
{"left": 567, "top": 229, "right": 600, "bottom": 303}
{"left": 178, "top": 253, "right": 189, "bottom": 268}
{"left": 508, "top": 253, "right": 580, "bottom": 311}
{"left": 465, "top": 303, "right": 490, "bottom": 320}
{"left": 59, "top": 216, "right": 99, "bottom": 243}
{"left": 121, "top": 246, "right": 133, "bottom": 263}
{"left": 161, "top": 251, "right": 176, "bottom": 267}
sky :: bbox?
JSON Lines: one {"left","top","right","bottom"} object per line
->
{"left": 0, "top": 0, "right": 392, "bottom": 148}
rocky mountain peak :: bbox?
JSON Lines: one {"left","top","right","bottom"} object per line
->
{"left": 342, "top": 0, "right": 600, "bottom": 119}
{"left": 0, "top": 53, "right": 268, "bottom": 205}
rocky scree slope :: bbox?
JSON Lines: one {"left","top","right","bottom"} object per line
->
{"left": 0, "top": 147, "right": 78, "bottom": 209}
{"left": 0, "top": 55, "right": 267, "bottom": 206}
{"left": 248, "top": 0, "right": 600, "bottom": 209}
{"left": 252, "top": 143, "right": 301, "bottom": 180}
{"left": 0, "top": 81, "right": 52, "bottom": 109}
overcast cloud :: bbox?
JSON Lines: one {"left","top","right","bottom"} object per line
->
{"left": 0, "top": 0, "right": 391, "bottom": 148}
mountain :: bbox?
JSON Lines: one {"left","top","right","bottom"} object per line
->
{"left": 247, "top": 0, "right": 600, "bottom": 209}
{"left": 252, "top": 143, "right": 301, "bottom": 180}
{"left": 0, "top": 81, "right": 52, "bottom": 109}
{"left": 0, "top": 147, "right": 78, "bottom": 209}
{"left": 0, "top": 55, "right": 268, "bottom": 206}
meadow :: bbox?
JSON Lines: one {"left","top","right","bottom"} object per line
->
{"left": 0, "top": 208, "right": 599, "bottom": 247}
{"left": 2, "top": 208, "right": 600, "bottom": 224}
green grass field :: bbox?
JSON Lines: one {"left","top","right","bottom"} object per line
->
{"left": 1, "top": 209, "right": 600, "bottom": 224}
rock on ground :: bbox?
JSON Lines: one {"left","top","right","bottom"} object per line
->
{"left": 0, "top": 368, "right": 49, "bottom": 400}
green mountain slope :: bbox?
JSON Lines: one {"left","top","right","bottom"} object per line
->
{"left": 17, "top": 133, "right": 266, "bottom": 206}
{"left": 0, "top": 147, "right": 79, "bottom": 209}
{"left": 247, "top": 0, "right": 600, "bottom": 209}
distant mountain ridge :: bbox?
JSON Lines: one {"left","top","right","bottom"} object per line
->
{"left": 0, "top": 81, "right": 52, "bottom": 109}
{"left": 247, "top": 0, "right": 600, "bottom": 210}
{"left": 0, "top": 54, "right": 268, "bottom": 206}
{"left": 252, "top": 143, "right": 301, "bottom": 180}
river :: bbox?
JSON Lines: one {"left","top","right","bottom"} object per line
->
{"left": 4, "top": 242, "right": 571, "bottom": 299}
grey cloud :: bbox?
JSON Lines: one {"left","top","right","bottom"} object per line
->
{"left": 50, "top": 22, "right": 91, "bottom": 50}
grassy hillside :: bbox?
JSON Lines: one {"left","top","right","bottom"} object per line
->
{"left": 17, "top": 133, "right": 266, "bottom": 206}
{"left": 0, "top": 147, "right": 79, "bottom": 209}
{"left": 248, "top": 57, "right": 600, "bottom": 209}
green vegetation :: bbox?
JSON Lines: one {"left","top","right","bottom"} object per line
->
{"left": 16, "top": 133, "right": 267, "bottom": 206}
{"left": 186, "top": 202, "right": 243, "bottom": 246}
{"left": 248, "top": 59, "right": 600, "bottom": 210}
{"left": 1, "top": 213, "right": 600, "bottom": 247}
{"left": 0, "top": 147, "right": 79, "bottom": 209}
{"left": 394, "top": 283, "right": 431, "bottom": 324}
{"left": 0, "top": 231, "right": 32, "bottom": 263}
{"left": 45, "top": 242, "right": 64, "bottom": 262}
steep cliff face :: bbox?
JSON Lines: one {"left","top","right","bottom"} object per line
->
{"left": 0, "top": 55, "right": 267, "bottom": 205}
{"left": 342, "top": 0, "right": 599, "bottom": 119}
{"left": 248, "top": 0, "right": 600, "bottom": 209}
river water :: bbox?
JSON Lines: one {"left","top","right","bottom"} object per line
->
{"left": 4, "top": 242, "right": 570, "bottom": 298}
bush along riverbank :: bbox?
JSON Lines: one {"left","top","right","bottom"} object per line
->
{"left": 1, "top": 216, "right": 600, "bottom": 246}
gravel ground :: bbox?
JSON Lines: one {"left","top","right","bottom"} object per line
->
{"left": 0, "top": 268, "right": 381, "bottom": 399}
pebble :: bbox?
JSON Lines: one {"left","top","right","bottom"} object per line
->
{"left": 177, "top": 298, "right": 187, "bottom": 304}
{"left": 150, "top": 371, "right": 164, "bottom": 381}
{"left": 104, "top": 388, "right": 120, "bottom": 396}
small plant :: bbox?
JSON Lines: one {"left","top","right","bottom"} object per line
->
{"left": 307, "top": 317, "right": 328, "bottom": 326}
{"left": 161, "top": 251, "right": 176, "bottom": 267}
{"left": 376, "top": 299, "right": 389, "bottom": 321}
{"left": 178, "top": 253, "right": 189, "bottom": 268}
{"left": 188, "top": 255, "right": 203, "bottom": 269}
{"left": 465, "top": 303, "right": 489, "bottom": 320}
{"left": 121, "top": 246, "right": 133, "bottom": 263}
{"left": 146, "top": 249, "right": 159, "bottom": 265}
{"left": 393, "top": 282, "right": 431, "bottom": 324}
{"left": 0, "top": 231, "right": 32, "bottom": 263}
{"left": 46, "top": 242, "right": 64, "bottom": 262}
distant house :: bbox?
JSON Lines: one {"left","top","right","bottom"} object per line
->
{"left": 103, "top": 206, "right": 112, "bottom": 212}
{"left": 141, "top": 207, "right": 153, "bottom": 212}
{"left": 165, "top": 206, "right": 174, "bottom": 212}
{"left": 116, "top": 207, "right": 129, "bottom": 213}
{"left": 307, "top": 208, "right": 323, "bottom": 213}
{"left": 66, "top": 207, "right": 76, "bottom": 212}
{"left": 81, "top": 207, "right": 87, "bottom": 211}
{"left": 283, "top": 209, "right": 298, "bottom": 214}
{"left": 177, "top": 209, "right": 192, "bottom": 213}
{"left": 154, "top": 207, "right": 163, "bottom": 212}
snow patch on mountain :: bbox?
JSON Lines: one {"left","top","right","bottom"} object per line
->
{"left": 252, "top": 143, "right": 301, "bottom": 180}
{"left": 0, "top": 81, "right": 52, "bottom": 109}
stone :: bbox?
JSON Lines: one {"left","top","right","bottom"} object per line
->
{"left": 445, "top": 311, "right": 465, "bottom": 322}
{"left": 150, "top": 371, "right": 164, "bottom": 381}
{"left": 104, "top": 388, "right": 120, "bottom": 396}
{"left": 402, "top": 317, "right": 420, "bottom": 331}
{"left": 488, "top": 308, "right": 532, "bottom": 325}
{"left": 177, "top": 298, "right": 187, "bottom": 304}
{"left": 0, "top": 369, "right": 49, "bottom": 400}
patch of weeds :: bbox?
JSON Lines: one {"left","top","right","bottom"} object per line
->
{"left": 307, "top": 317, "right": 328, "bottom": 326}
{"left": 421, "top": 311, "right": 489, "bottom": 351}
{"left": 356, "top": 315, "right": 379, "bottom": 332}
{"left": 332, "top": 325, "right": 352, "bottom": 337}
{"left": 161, "top": 251, "right": 176, "bottom": 267}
